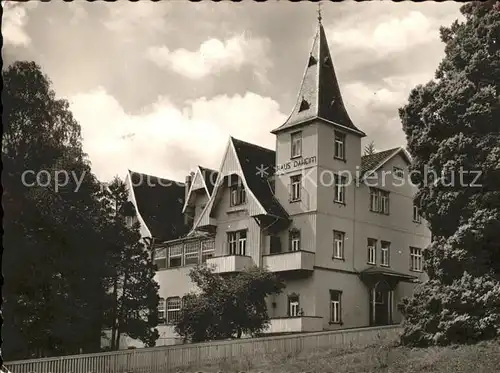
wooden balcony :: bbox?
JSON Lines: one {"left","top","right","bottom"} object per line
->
{"left": 262, "top": 250, "right": 315, "bottom": 273}
{"left": 206, "top": 255, "right": 254, "bottom": 274}
{"left": 265, "top": 316, "right": 323, "bottom": 333}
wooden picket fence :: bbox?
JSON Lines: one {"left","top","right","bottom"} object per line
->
{"left": 5, "top": 325, "right": 402, "bottom": 373}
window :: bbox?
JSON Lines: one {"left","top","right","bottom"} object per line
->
{"left": 154, "top": 247, "right": 167, "bottom": 270}
{"left": 375, "top": 291, "right": 384, "bottom": 304}
{"left": 228, "top": 230, "right": 247, "bottom": 255}
{"left": 367, "top": 238, "right": 377, "bottom": 265}
{"left": 201, "top": 240, "right": 215, "bottom": 263}
{"left": 334, "top": 132, "right": 346, "bottom": 160}
{"left": 289, "top": 229, "right": 301, "bottom": 252}
{"left": 410, "top": 247, "right": 423, "bottom": 272}
{"left": 381, "top": 241, "right": 390, "bottom": 267}
{"left": 238, "top": 231, "right": 247, "bottom": 256}
{"left": 333, "top": 231, "right": 344, "bottom": 259}
{"left": 158, "top": 298, "right": 166, "bottom": 324}
{"left": 166, "top": 297, "right": 182, "bottom": 324}
{"left": 334, "top": 175, "right": 346, "bottom": 204}
{"left": 290, "top": 175, "right": 302, "bottom": 202}
{"left": 413, "top": 204, "right": 421, "bottom": 223}
{"left": 168, "top": 244, "right": 183, "bottom": 268}
{"left": 369, "top": 188, "right": 390, "bottom": 214}
{"left": 393, "top": 166, "right": 404, "bottom": 179}
{"left": 291, "top": 131, "right": 302, "bottom": 158}
{"left": 330, "top": 290, "right": 342, "bottom": 324}
{"left": 230, "top": 183, "right": 246, "bottom": 207}
{"left": 184, "top": 241, "right": 199, "bottom": 266}
{"left": 288, "top": 294, "right": 300, "bottom": 317}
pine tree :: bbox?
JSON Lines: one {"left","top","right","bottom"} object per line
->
{"left": 104, "top": 177, "right": 160, "bottom": 349}
{"left": 364, "top": 141, "right": 376, "bottom": 156}
{"left": 398, "top": 1, "right": 500, "bottom": 346}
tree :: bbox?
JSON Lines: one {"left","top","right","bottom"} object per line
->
{"left": 175, "top": 265, "right": 285, "bottom": 343}
{"left": 363, "top": 141, "right": 376, "bottom": 156}
{"left": 398, "top": 1, "right": 500, "bottom": 346}
{"left": 103, "top": 177, "right": 160, "bottom": 350}
{"left": 2, "top": 61, "right": 109, "bottom": 358}
{"left": 2, "top": 61, "right": 159, "bottom": 359}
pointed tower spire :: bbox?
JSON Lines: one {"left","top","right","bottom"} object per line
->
{"left": 271, "top": 11, "right": 365, "bottom": 137}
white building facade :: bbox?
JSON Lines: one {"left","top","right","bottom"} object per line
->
{"left": 122, "top": 18, "right": 431, "bottom": 347}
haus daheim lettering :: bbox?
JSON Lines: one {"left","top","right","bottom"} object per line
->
{"left": 275, "top": 156, "right": 317, "bottom": 174}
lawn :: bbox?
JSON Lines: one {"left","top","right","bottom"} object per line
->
{"left": 177, "top": 339, "right": 500, "bottom": 373}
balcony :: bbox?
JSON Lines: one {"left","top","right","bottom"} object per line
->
{"left": 265, "top": 316, "right": 323, "bottom": 334}
{"left": 262, "top": 250, "right": 315, "bottom": 273}
{"left": 206, "top": 255, "right": 254, "bottom": 274}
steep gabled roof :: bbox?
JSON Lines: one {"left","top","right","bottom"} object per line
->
{"left": 231, "top": 137, "right": 289, "bottom": 220}
{"left": 271, "top": 19, "right": 365, "bottom": 137}
{"left": 361, "top": 147, "right": 411, "bottom": 177}
{"left": 128, "top": 170, "right": 189, "bottom": 242}
{"left": 199, "top": 166, "right": 219, "bottom": 195}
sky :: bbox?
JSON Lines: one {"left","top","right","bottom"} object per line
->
{"left": 2, "top": 1, "right": 464, "bottom": 183}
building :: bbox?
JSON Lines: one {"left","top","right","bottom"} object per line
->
{"left": 123, "top": 17, "right": 431, "bottom": 346}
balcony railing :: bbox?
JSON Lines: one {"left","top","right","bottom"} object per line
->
{"left": 265, "top": 316, "right": 323, "bottom": 333}
{"left": 206, "top": 254, "right": 254, "bottom": 274}
{"left": 154, "top": 236, "right": 215, "bottom": 270}
{"left": 262, "top": 250, "right": 315, "bottom": 272}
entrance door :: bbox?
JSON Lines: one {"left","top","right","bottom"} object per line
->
{"left": 370, "top": 281, "right": 392, "bottom": 326}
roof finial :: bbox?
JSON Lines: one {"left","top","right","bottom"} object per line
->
{"left": 317, "top": 2, "right": 322, "bottom": 24}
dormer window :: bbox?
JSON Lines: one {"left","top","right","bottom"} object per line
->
{"left": 291, "top": 131, "right": 302, "bottom": 158}
{"left": 299, "top": 99, "right": 310, "bottom": 112}
{"left": 230, "top": 182, "right": 246, "bottom": 207}
{"left": 334, "top": 132, "right": 346, "bottom": 160}
{"left": 308, "top": 55, "right": 317, "bottom": 67}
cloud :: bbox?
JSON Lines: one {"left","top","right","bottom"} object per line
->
{"left": 69, "top": 89, "right": 285, "bottom": 182}
{"left": 147, "top": 34, "right": 272, "bottom": 81}
{"left": 1, "top": 1, "right": 38, "bottom": 47}
{"left": 102, "top": 1, "right": 172, "bottom": 39}
{"left": 327, "top": 11, "right": 438, "bottom": 56}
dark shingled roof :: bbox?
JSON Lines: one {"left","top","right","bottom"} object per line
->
{"left": 129, "top": 170, "right": 189, "bottom": 242}
{"left": 198, "top": 166, "right": 219, "bottom": 195}
{"left": 271, "top": 21, "right": 365, "bottom": 137}
{"left": 231, "top": 137, "right": 289, "bottom": 221}
{"left": 361, "top": 148, "right": 400, "bottom": 175}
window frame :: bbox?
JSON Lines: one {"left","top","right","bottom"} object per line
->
{"left": 369, "top": 188, "right": 390, "bottom": 215}
{"left": 227, "top": 230, "right": 247, "bottom": 256}
{"left": 381, "top": 241, "right": 390, "bottom": 267}
{"left": 168, "top": 244, "right": 183, "bottom": 268}
{"left": 333, "top": 230, "right": 345, "bottom": 260}
{"left": 334, "top": 174, "right": 346, "bottom": 204}
{"left": 291, "top": 131, "right": 302, "bottom": 159}
{"left": 184, "top": 241, "right": 200, "bottom": 266}
{"left": 201, "top": 240, "right": 215, "bottom": 263}
{"left": 290, "top": 174, "right": 302, "bottom": 202}
{"left": 410, "top": 246, "right": 423, "bottom": 272}
{"left": 334, "top": 132, "right": 346, "bottom": 160}
{"left": 288, "top": 294, "right": 300, "bottom": 317}
{"left": 166, "top": 297, "right": 182, "bottom": 325}
{"left": 329, "top": 290, "right": 342, "bottom": 324}
{"left": 289, "top": 229, "right": 301, "bottom": 252}
{"left": 229, "top": 183, "right": 246, "bottom": 207}
{"left": 154, "top": 247, "right": 167, "bottom": 270}
{"left": 367, "top": 238, "right": 377, "bottom": 265}
{"left": 158, "top": 297, "right": 166, "bottom": 324}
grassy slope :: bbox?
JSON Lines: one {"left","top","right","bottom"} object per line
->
{"left": 179, "top": 339, "right": 500, "bottom": 373}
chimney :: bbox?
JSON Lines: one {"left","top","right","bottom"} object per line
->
{"left": 185, "top": 173, "right": 193, "bottom": 202}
